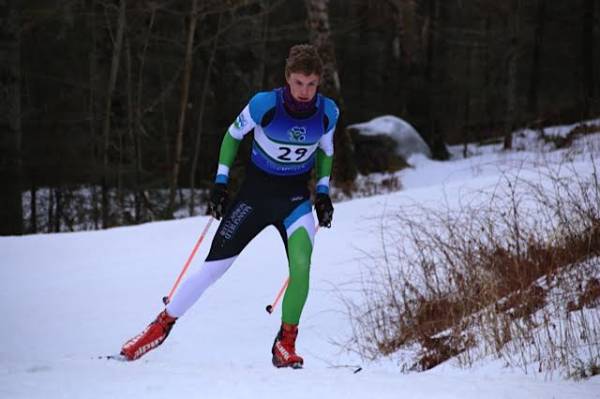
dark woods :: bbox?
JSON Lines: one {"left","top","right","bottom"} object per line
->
{"left": 1, "top": 0, "right": 598, "bottom": 235}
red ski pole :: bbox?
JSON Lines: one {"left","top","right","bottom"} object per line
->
{"left": 266, "top": 224, "right": 320, "bottom": 314}
{"left": 265, "top": 278, "right": 289, "bottom": 314}
{"left": 162, "top": 217, "right": 214, "bottom": 305}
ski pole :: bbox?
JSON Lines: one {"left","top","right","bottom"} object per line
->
{"left": 162, "top": 217, "right": 214, "bottom": 305}
{"left": 265, "top": 279, "right": 289, "bottom": 314}
{"left": 265, "top": 224, "right": 320, "bottom": 314}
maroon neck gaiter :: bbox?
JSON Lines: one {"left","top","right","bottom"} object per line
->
{"left": 282, "top": 84, "right": 317, "bottom": 115}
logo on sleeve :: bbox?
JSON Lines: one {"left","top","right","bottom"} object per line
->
{"left": 234, "top": 114, "right": 247, "bottom": 130}
{"left": 288, "top": 126, "right": 307, "bottom": 142}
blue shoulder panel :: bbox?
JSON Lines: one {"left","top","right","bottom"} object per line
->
{"left": 323, "top": 98, "right": 340, "bottom": 132}
{"left": 248, "top": 91, "right": 276, "bottom": 125}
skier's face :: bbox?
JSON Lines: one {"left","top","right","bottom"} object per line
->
{"left": 286, "top": 72, "right": 320, "bottom": 102}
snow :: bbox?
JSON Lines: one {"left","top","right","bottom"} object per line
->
{"left": 533, "top": 117, "right": 600, "bottom": 138}
{"left": 348, "top": 115, "right": 432, "bottom": 159}
{"left": 3, "top": 129, "right": 600, "bottom": 398}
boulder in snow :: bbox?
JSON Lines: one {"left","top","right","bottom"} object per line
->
{"left": 347, "top": 115, "right": 431, "bottom": 174}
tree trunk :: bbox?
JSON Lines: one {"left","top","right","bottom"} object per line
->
{"left": 483, "top": 14, "right": 494, "bottom": 136}
{"left": 253, "top": 0, "right": 269, "bottom": 91}
{"left": 389, "top": 0, "right": 417, "bottom": 116}
{"left": 48, "top": 188, "right": 54, "bottom": 233}
{"left": 101, "top": 0, "right": 127, "bottom": 228}
{"left": 304, "top": 0, "right": 341, "bottom": 99}
{"left": 528, "top": 0, "right": 546, "bottom": 122}
{"left": 167, "top": 0, "right": 199, "bottom": 218}
{"left": 135, "top": 6, "right": 156, "bottom": 224}
{"left": 30, "top": 185, "right": 37, "bottom": 234}
{"left": 425, "top": 0, "right": 449, "bottom": 160}
{"left": 159, "top": 63, "right": 171, "bottom": 177}
{"left": 504, "top": 0, "right": 520, "bottom": 150}
{"left": 125, "top": 35, "right": 133, "bottom": 224}
{"left": 89, "top": 0, "right": 100, "bottom": 230}
{"left": 304, "top": 0, "right": 357, "bottom": 187}
{"left": 92, "top": 184, "right": 99, "bottom": 230}
{"left": 462, "top": 47, "right": 472, "bottom": 159}
{"left": 54, "top": 188, "right": 62, "bottom": 233}
{"left": 0, "top": 0, "right": 23, "bottom": 235}
{"left": 425, "top": 0, "right": 436, "bottom": 135}
{"left": 582, "top": 0, "right": 595, "bottom": 118}
{"left": 190, "top": 13, "right": 222, "bottom": 216}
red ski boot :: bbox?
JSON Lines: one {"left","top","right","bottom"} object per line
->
{"left": 271, "top": 323, "right": 304, "bottom": 369}
{"left": 120, "top": 310, "right": 177, "bottom": 361}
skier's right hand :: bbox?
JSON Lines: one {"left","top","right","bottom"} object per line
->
{"left": 314, "top": 193, "right": 334, "bottom": 228}
{"left": 208, "top": 183, "right": 229, "bottom": 220}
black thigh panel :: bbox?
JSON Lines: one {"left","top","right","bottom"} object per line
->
{"left": 205, "top": 164, "right": 310, "bottom": 262}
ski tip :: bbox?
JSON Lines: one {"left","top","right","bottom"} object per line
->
{"left": 291, "top": 362, "right": 303, "bottom": 369}
{"left": 98, "top": 354, "right": 129, "bottom": 362}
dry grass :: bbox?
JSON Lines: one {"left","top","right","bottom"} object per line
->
{"left": 343, "top": 153, "right": 600, "bottom": 378}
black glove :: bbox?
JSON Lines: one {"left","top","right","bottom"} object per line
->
{"left": 314, "top": 193, "right": 334, "bottom": 228}
{"left": 208, "top": 183, "right": 229, "bottom": 220}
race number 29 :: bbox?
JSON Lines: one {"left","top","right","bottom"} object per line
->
{"left": 277, "top": 146, "right": 308, "bottom": 161}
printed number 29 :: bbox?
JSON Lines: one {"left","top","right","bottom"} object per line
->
{"left": 278, "top": 147, "right": 308, "bottom": 161}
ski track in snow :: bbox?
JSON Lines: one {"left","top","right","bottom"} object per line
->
{"left": 2, "top": 139, "right": 600, "bottom": 398}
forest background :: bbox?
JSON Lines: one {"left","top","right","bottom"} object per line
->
{"left": 1, "top": 0, "right": 598, "bottom": 235}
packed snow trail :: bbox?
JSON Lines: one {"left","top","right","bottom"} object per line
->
{"left": 3, "top": 145, "right": 600, "bottom": 398}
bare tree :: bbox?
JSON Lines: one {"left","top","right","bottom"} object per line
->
{"left": 462, "top": 46, "right": 473, "bottom": 158}
{"left": 504, "top": 0, "right": 520, "bottom": 150}
{"left": 89, "top": 0, "right": 100, "bottom": 230}
{"left": 189, "top": 13, "right": 223, "bottom": 216}
{"left": 424, "top": 0, "right": 449, "bottom": 160}
{"left": 387, "top": 0, "right": 419, "bottom": 116}
{"left": 304, "top": 0, "right": 356, "bottom": 186}
{"left": 527, "top": 0, "right": 546, "bottom": 122}
{"left": 134, "top": 5, "right": 157, "bottom": 223}
{"left": 101, "top": 0, "right": 127, "bottom": 228}
{"left": 253, "top": 0, "right": 270, "bottom": 91}
{"left": 168, "top": 0, "right": 199, "bottom": 217}
{"left": 304, "top": 0, "right": 340, "bottom": 99}
{"left": 29, "top": 186, "right": 37, "bottom": 233}
{"left": 0, "top": 0, "right": 23, "bottom": 235}
{"left": 582, "top": 0, "right": 596, "bottom": 118}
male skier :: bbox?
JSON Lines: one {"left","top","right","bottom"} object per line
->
{"left": 120, "top": 44, "right": 338, "bottom": 369}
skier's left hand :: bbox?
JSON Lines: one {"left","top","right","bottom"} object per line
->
{"left": 208, "top": 183, "right": 229, "bottom": 220}
{"left": 315, "top": 193, "right": 334, "bottom": 228}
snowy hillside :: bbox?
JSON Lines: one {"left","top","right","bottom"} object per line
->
{"left": 3, "top": 123, "right": 600, "bottom": 398}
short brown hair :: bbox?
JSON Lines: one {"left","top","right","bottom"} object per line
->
{"left": 285, "top": 44, "right": 323, "bottom": 77}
